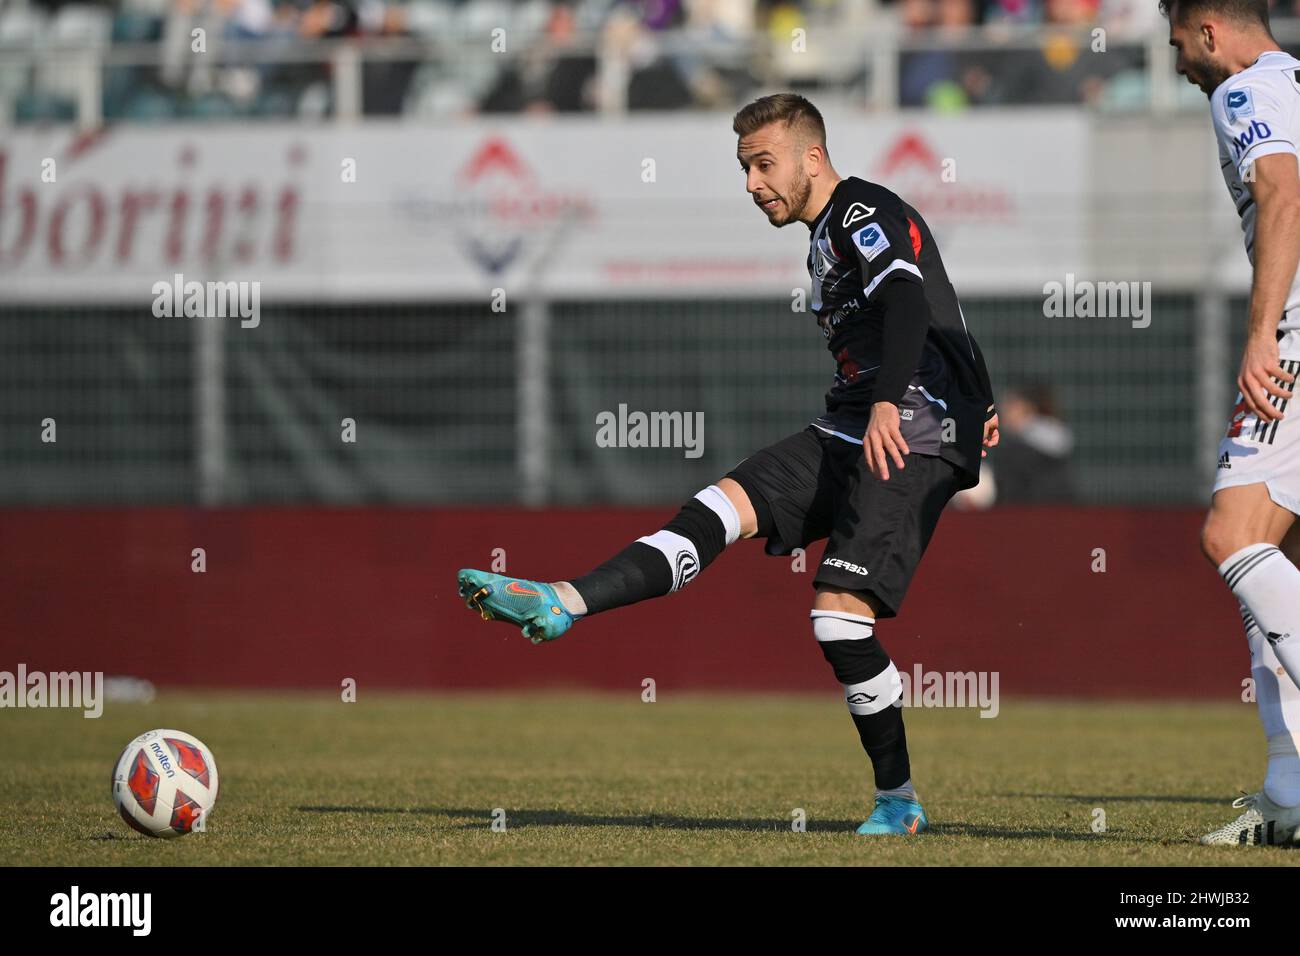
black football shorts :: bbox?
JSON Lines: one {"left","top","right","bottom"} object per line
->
{"left": 724, "top": 425, "right": 964, "bottom": 617}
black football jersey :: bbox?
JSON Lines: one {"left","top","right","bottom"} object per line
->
{"left": 805, "top": 176, "right": 995, "bottom": 486}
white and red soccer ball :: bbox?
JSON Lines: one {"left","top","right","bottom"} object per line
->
{"left": 111, "top": 729, "right": 219, "bottom": 838}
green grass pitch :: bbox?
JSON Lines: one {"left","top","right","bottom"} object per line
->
{"left": 2, "top": 691, "right": 1299, "bottom": 866}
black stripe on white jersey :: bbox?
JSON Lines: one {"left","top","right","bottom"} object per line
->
{"left": 1265, "top": 359, "right": 1300, "bottom": 444}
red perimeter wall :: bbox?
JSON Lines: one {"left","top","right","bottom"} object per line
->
{"left": 0, "top": 507, "right": 1254, "bottom": 698}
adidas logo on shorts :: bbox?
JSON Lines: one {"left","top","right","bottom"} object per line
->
{"left": 1218, "top": 451, "right": 1231, "bottom": 469}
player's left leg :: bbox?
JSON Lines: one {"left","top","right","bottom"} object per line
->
{"left": 1200, "top": 417, "right": 1300, "bottom": 842}
{"left": 1203, "top": 483, "right": 1300, "bottom": 693}
{"left": 1201, "top": 521, "right": 1300, "bottom": 844}
{"left": 1261, "top": 523, "right": 1300, "bottom": 802}
{"left": 812, "top": 584, "right": 926, "bottom": 836}
{"left": 812, "top": 447, "right": 966, "bottom": 836}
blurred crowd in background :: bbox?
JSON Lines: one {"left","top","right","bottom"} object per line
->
{"left": 6, "top": 0, "right": 1300, "bottom": 121}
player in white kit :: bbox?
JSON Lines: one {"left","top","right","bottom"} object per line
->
{"left": 1163, "top": 0, "right": 1300, "bottom": 845}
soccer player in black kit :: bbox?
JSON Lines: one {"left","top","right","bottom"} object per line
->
{"left": 457, "top": 94, "right": 999, "bottom": 835}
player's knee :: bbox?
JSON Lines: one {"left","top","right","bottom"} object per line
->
{"left": 715, "top": 477, "right": 758, "bottom": 538}
{"left": 1201, "top": 514, "right": 1246, "bottom": 567}
{"left": 813, "top": 585, "right": 880, "bottom": 618}
{"left": 812, "top": 610, "right": 902, "bottom": 714}
{"left": 637, "top": 485, "right": 741, "bottom": 591}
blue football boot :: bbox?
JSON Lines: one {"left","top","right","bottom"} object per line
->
{"left": 856, "top": 795, "right": 929, "bottom": 835}
{"left": 457, "top": 569, "right": 576, "bottom": 644}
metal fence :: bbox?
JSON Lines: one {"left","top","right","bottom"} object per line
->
{"left": 0, "top": 293, "right": 1240, "bottom": 507}
{"left": 10, "top": 18, "right": 1291, "bottom": 128}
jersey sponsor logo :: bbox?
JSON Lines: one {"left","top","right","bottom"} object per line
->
{"left": 1226, "top": 87, "right": 1254, "bottom": 123}
{"left": 1229, "top": 119, "right": 1273, "bottom": 161}
{"left": 841, "top": 202, "right": 876, "bottom": 229}
{"left": 851, "top": 224, "right": 891, "bottom": 262}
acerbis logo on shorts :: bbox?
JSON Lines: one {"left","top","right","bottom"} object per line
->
{"left": 822, "top": 557, "right": 869, "bottom": 576}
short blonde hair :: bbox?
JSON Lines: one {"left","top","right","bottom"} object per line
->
{"left": 732, "top": 94, "right": 827, "bottom": 149}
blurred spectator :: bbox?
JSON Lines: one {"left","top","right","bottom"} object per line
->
{"left": 990, "top": 383, "right": 1077, "bottom": 504}
{"left": 9, "top": 0, "right": 1212, "bottom": 121}
{"left": 981, "top": 0, "right": 1041, "bottom": 25}
{"left": 899, "top": 0, "right": 996, "bottom": 110}
{"left": 482, "top": 1, "right": 599, "bottom": 111}
{"left": 160, "top": 0, "right": 228, "bottom": 94}
{"left": 634, "top": 0, "right": 686, "bottom": 30}
{"left": 361, "top": 2, "right": 417, "bottom": 114}
{"left": 297, "top": 0, "right": 357, "bottom": 38}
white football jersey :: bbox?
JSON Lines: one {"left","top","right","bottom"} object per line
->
{"left": 1211, "top": 50, "right": 1300, "bottom": 333}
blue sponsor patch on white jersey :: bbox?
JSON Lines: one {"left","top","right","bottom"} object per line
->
{"left": 851, "top": 223, "right": 890, "bottom": 262}
{"left": 1226, "top": 87, "right": 1254, "bottom": 123}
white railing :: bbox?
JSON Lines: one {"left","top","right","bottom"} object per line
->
{"left": 3, "top": 19, "right": 1285, "bottom": 128}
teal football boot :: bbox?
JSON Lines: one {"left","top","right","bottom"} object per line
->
{"left": 457, "top": 569, "right": 576, "bottom": 643}
{"left": 856, "top": 795, "right": 929, "bottom": 835}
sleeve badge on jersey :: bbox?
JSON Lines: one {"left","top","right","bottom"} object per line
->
{"left": 851, "top": 223, "right": 891, "bottom": 262}
{"left": 841, "top": 202, "right": 876, "bottom": 229}
{"left": 1226, "top": 88, "right": 1254, "bottom": 123}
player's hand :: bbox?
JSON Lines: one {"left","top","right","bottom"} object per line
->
{"left": 864, "top": 401, "right": 909, "bottom": 481}
{"left": 1238, "top": 336, "right": 1295, "bottom": 422}
{"left": 981, "top": 413, "right": 1000, "bottom": 458}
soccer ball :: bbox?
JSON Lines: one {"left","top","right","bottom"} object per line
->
{"left": 111, "top": 729, "right": 219, "bottom": 838}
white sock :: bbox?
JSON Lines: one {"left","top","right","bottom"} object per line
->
{"left": 876, "top": 778, "right": 917, "bottom": 802}
{"left": 553, "top": 581, "right": 587, "bottom": 617}
{"left": 1220, "top": 545, "right": 1300, "bottom": 695}
{"left": 1244, "top": 603, "right": 1300, "bottom": 807}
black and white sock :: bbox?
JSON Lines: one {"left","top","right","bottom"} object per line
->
{"left": 812, "top": 610, "right": 913, "bottom": 795}
{"left": 566, "top": 484, "right": 741, "bottom": 616}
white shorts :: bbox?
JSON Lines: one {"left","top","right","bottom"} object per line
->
{"left": 1213, "top": 349, "right": 1300, "bottom": 516}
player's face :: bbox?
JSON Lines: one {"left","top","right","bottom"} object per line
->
{"left": 738, "top": 124, "right": 813, "bottom": 227}
{"left": 1168, "top": 18, "right": 1229, "bottom": 97}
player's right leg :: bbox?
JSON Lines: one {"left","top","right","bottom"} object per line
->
{"left": 457, "top": 428, "right": 827, "bottom": 642}
{"left": 457, "top": 480, "right": 753, "bottom": 642}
